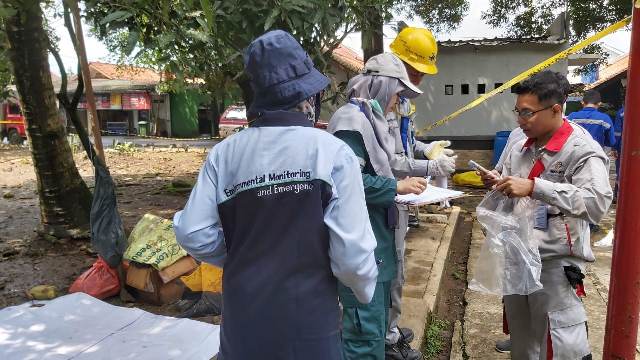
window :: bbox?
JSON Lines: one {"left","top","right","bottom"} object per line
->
{"left": 494, "top": 83, "right": 504, "bottom": 89}
{"left": 461, "top": 84, "right": 470, "bottom": 95}
{"left": 8, "top": 103, "right": 20, "bottom": 115}
{"left": 477, "top": 84, "right": 486, "bottom": 94}
{"left": 445, "top": 85, "right": 454, "bottom": 95}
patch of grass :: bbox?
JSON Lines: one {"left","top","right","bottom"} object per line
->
{"left": 452, "top": 269, "right": 465, "bottom": 281}
{"left": 421, "top": 316, "right": 449, "bottom": 359}
{"left": 162, "top": 179, "right": 194, "bottom": 195}
{"left": 114, "top": 142, "right": 138, "bottom": 154}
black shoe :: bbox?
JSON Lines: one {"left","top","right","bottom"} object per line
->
{"left": 398, "top": 327, "right": 414, "bottom": 344}
{"left": 385, "top": 340, "right": 422, "bottom": 360}
{"left": 177, "top": 292, "right": 222, "bottom": 318}
{"left": 408, "top": 215, "right": 419, "bottom": 228}
{"left": 495, "top": 338, "right": 511, "bottom": 353}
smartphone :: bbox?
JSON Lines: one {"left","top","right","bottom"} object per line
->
{"left": 468, "top": 160, "right": 499, "bottom": 179}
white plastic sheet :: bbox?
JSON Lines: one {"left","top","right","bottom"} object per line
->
{"left": 0, "top": 293, "right": 219, "bottom": 360}
{"left": 469, "top": 190, "right": 542, "bottom": 296}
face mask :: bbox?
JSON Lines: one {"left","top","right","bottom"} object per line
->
{"left": 290, "top": 97, "right": 317, "bottom": 124}
{"left": 301, "top": 99, "right": 316, "bottom": 124}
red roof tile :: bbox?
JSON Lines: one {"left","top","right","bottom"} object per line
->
{"left": 88, "top": 62, "right": 162, "bottom": 83}
{"left": 330, "top": 45, "right": 364, "bottom": 73}
{"left": 586, "top": 55, "right": 629, "bottom": 89}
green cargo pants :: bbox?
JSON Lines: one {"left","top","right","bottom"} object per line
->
{"left": 339, "top": 281, "right": 391, "bottom": 360}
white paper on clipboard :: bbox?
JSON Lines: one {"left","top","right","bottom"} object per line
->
{"left": 395, "top": 185, "right": 464, "bottom": 206}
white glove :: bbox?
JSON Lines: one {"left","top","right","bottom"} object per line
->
{"left": 427, "top": 155, "right": 457, "bottom": 177}
{"left": 424, "top": 140, "right": 453, "bottom": 160}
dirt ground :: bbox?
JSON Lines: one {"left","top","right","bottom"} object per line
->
{"left": 0, "top": 145, "right": 209, "bottom": 308}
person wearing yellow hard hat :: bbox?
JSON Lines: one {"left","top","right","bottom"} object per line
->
{"left": 382, "top": 26, "right": 458, "bottom": 360}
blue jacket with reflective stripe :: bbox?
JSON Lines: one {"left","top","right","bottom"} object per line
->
{"left": 568, "top": 107, "right": 616, "bottom": 148}
{"left": 614, "top": 107, "right": 624, "bottom": 152}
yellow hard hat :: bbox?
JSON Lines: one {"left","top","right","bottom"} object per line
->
{"left": 390, "top": 27, "right": 438, "bottom": 75}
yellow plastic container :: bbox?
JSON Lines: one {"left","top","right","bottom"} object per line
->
{"left": 452, "top": 171, "right": 485, "bottom": 188}
{"left": 180, "top": 263, "right": 223, "bottom": 293}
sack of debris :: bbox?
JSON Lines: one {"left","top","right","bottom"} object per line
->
{"left": 69, "top": 257, "right": 120, "bottom": 299}
{"left": 121, "top": 214, "right": 225, "bottom": 308}
{"left": 124, "top": 214, "right": 187, "bottom": 270}
{"left": 469, "top": 190, "right": 542, "bottom": 296}
{"left": 122, "top": 214, "right": 207, "bottom": 305}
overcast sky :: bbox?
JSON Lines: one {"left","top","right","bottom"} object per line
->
{"left": 48, "top": 0, "right": 632, "bottom": 74}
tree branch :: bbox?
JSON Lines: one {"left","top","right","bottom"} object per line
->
{"left": 62, "top": 1, "right": 78, "bottom": 53}
{"left": 71, "top": 62, "right": 84, "bottom": 108}
{"left": 323, "top": 24, "right": 357, "bottom": 57}
{"left": 48, "top": 43, "right": 70, "bottom": 107}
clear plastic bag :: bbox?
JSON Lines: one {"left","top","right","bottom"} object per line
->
{"left": 469, "top": 190, "right": 542, "bottom": 296}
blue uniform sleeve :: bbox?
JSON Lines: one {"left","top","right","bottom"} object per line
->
{"left": 173, "top": 152, "right": 227, "bottom": 267}
{"left": 614, "top": 109, "right": 624, "bottom": 151}
{"left": 323, "top": 144, "right": 379, "bottom": 304}
{"left": 605, "top": 114, "right": 616, "bottom": 148}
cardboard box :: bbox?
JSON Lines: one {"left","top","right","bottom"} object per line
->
{"left": 126, "top": 265, "right": 154, "bottom": 292}
{"left": 158, "top": 256, "right": 198, "bottom": 283}
{"left": 126, "top": 264, "right": 184, "bottom": 305}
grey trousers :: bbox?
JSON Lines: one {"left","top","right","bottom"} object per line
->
{"left": 504, "top": 259, "right": 591, "bottom": 360}
{"left": 386, "top": 204, "right": 409, "bottom": 345}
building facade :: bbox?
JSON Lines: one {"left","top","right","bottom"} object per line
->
{"left": 414, "top": 38, "right": 569, "bottom": 141}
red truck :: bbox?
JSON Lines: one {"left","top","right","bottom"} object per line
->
{"left": 0, "top": 100, "right": 26, "bottom": 144}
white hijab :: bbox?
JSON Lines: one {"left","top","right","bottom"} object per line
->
{"left": 327, "top": 74, "right": 406, "bottom": 178}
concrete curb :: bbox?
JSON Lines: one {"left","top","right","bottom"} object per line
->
{"left": 450, "top": 320, "right": 464, "bottom": 360}
{"left": 402, "top": 206, "right": 461, "bottom": 349}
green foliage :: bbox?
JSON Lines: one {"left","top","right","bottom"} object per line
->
{"left": 0, "top": 16, "right": 13, "bottom": 99}
{"left": 84, "top": 0, "right": 352, "bottom": 102}
{"left": 397, "top": 0, "right": 469, "bottom": 33}
{"left": 482, "top": 0, "right": 633, "bottom": 72}
{"left": 113, "top": 141, "right": 138, "bottom": 154}
{"left": 84, "top": 0, "right": 469, "bottom": 104}
{"left": 483, "top": 0, "right": 632, "bottom": 39}
{"left": 421, "top": 317, "right": 449, "bottom": 359}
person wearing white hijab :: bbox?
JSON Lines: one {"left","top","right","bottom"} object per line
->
{"left": 328, "top": 55, "right": 427, "bottom": 360}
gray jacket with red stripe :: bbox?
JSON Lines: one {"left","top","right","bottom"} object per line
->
{"left": 501, "top": 120, "right": 613, "bottom": 263}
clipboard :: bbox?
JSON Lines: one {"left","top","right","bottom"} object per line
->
{"left": 395, "top": 185, "right": 464, "bottom": 206}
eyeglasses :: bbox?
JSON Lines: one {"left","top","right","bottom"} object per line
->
{"left": 512, "top": 104, "right": 555, "bottom": 120}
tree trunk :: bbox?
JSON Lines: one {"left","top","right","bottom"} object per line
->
{"left": 361, "top": 12, "right": 384, "bottom": 62}
{"left": 237, "top": 75, "right": 255, "bottom": 119}
{"left": 5, "top": 0, "right": 92, "bottom": 238}
{"left": 209, "top": 98, "right": 222, "bottom": 137}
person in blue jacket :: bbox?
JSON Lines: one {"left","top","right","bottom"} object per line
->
{"left": 173, "top": 30, "right": 380, "bottom": 360}
{"left": 613, "top": 105, "right": 624, "bottom": 201}
{"left": 568, "top": 90, "right": 616, "bottom": 149}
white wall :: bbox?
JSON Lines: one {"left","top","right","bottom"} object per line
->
{"left": 415, "top": 42, "right": 568, "bottom": 138}
{"left": 152, "top": 94, "right": 171, "bottom": 137}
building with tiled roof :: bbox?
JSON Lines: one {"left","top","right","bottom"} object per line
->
{"left": 583, "top": 54, "right": 629, "bottom": 110}
{"left": 88, "top": 62, "right": 162, "bottom": 84}
{"left": 586, "top": 55, "right": 629, "bottom": 90}
{"left": 329, "top": 45, "right": 364, "bottom": 73}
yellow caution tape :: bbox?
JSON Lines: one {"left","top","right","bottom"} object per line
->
{"left": 420, "top": 16, "right": 632, "bottom": 134}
